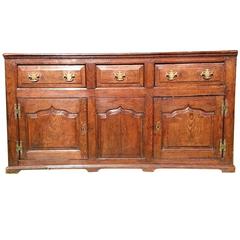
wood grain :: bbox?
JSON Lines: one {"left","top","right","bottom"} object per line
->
{"left": 96, "top": 64, "right": 144, "bottom": 87}
{"left": 18, "top": 65, "right": 86, "bottom": 87}
{"left": 18, "top": 98, "right": 88, "bottom": 161}
{"left": 155, "top": 63, "right": 224, "bottom": 85}
{"left": 154, "top": 96, "right": 223, "bottom": 159}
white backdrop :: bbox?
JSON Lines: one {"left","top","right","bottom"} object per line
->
{"left": 0, "top": 1, "right": 239, "bottom": 239}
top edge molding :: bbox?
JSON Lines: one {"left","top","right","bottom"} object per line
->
{"left": 3, "top": 50, "right": 238, "bottom": 59}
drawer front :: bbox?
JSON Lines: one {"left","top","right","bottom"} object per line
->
{"left": 18, "top": 65, "right": 86, "bottom": 87}
{"left": 155, "top": 63, "right": 224, "bottom": 85}
{"left": 96, "top": 65, "right": 144, "bottom": 87}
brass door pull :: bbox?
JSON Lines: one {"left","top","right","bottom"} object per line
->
{"left": 201, "top": 69, "right": 213, "bottom": 80}
{"left": 114, "top": 71, "right": 126, "bottom": 81}
{"left": 28, "top": 72, "right": 40, "bottom": 82}
{"left": 166, "top": 70, "right": 178, "bottom": 81}
{"left": 80, "top": 123, "right": 87, "bottom": 135}
{"left": 155, "top": 121, "right": 160, "bottom": 131}
{"left": 64, "top": 72, "right": 75, "bottom": 82}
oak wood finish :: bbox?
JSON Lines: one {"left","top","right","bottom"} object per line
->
{"left": 153, "top": 96, "right": 223, "bottom": 159}
{"left": 18, "top": 65, "right": 86, "bottom": 87}
{"left": 96, "top": 64, "right": 144, "bottom": 87}
{"left": 18, "top": 98, "right": 88, "bottom": 162}
{"left": 155, "top": 63, "right": 224, "bottom": 84}
{"left": 3, "top": 50, "right": 237, "bottom": 173}
{"left": 96, "top": 98, "right": 145, "bottom": 159}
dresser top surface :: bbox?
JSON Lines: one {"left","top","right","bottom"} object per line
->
{"left": 3, "top": 50, "right": 238, "bottom": 59}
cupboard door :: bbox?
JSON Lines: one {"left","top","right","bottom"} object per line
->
{"left": 96, "top": 98, "right": 146, "bottom": 159}
{"left": 154, "top": 96, "right": 224, "bottom": 160}
{"left": 18, "top": 98, "right": 88, "bottom": 161}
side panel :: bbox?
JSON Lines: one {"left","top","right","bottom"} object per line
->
{"left": 5, "top": 60, "right": 18, "bottom": 166}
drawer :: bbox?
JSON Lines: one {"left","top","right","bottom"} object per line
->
{"left": 155, "top": 63, "right": 224, "bottom": 85}
{"left": 96, "top": 65, "right": 144, "bottom": 87}
{"left": 18, "top": 65, "right": 86, "bottom": 87}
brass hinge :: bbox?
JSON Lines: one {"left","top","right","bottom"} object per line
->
{"left": 16, "top": 140, "right": 23, "bottom": 156}
{"left": 14, "top": 103, "right": 21, "bottom": 119}
{"left": 219, "top": 139, "right": 226, "bottom": 157}
{"left": 221, "top": 100, "right": 228, "bottom": 116}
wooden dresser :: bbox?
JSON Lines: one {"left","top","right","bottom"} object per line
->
{"left": 4, "top": 51, "right": 237, "bottom": 173}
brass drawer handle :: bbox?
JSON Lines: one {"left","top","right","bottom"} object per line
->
{"left": 63, "top": 72, "right": 75, "bottom": 82}
{"left": 201, "top": 69, "right": 213, "bottom": 80}
{"left": 114, "top": 71, "right": 126, "bottom": 81}
{"left": 28, "top": 72, "right": 40, "bottom": 82}
{"left": 166, "top": 70, "right": 178, "bottom": 81}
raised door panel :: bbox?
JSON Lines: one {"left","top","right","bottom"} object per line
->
{"left": 154, "top": 96, "right": 224, "bottom": 160}
{"left": 96, "top": 98, "right": 146, "bottom": 159}
{"left": 18, "top": 98, "right": 88, "bottom": 161}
